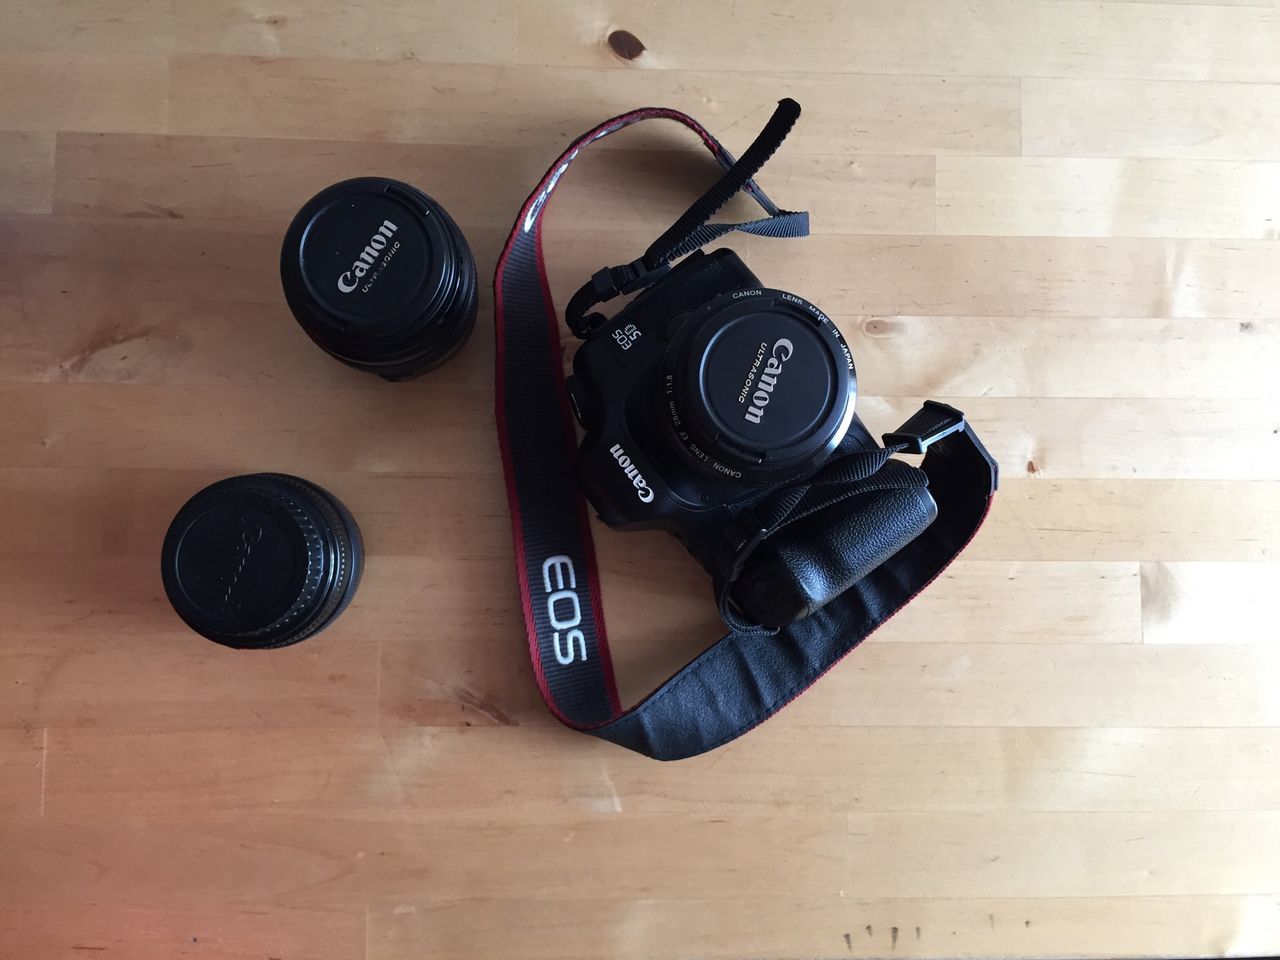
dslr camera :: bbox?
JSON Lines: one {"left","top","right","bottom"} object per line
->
{"left": 565, "top": 247, "right": 939, "bottom": 628}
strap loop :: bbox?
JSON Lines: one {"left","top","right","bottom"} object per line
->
{"left": 565, "top": 99, "right": 809, "bottom": 338}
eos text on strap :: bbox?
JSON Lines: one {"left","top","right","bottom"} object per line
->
{"left": 494, "top": 99, "right": 998, "bottom": 760}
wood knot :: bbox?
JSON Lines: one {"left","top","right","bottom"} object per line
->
{"left": 607, "top": 29, "right": 646, "bottom": 60}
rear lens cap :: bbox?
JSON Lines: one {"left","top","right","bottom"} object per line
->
{"left": 161, "top": 474, "right": 364, "bottom": 649}
{"left": 281, "top": 177, "right": 478, "bottom": 380}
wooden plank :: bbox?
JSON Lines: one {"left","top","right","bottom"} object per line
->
{"left": 10, "top": 216, "right": 1280, "bottom": 320}
{"left": 780, "top": 642, "right": 1280, "bottom": 729}
{"left": 966, "top": 479, "right": 1280, "bottom": 562}
{"left": 0, "top": 904, "right": 364, "bottom": 960}
{"left": 0, "top": 551, "right": 1136, "bottom": 649}
{"left": 2, "top": 811, "right": 1279, "bottom": 902}
{"left": 883, "top": 560, "right": 1140, "bottom": 644}
{"left": 669, "top": 233, "right": 1280, "bottom": 320}
{"left": 848, "top": 315, "right": 1279, "bottom": 401}
{"left": 0, "top": 469, "right": 1274, "bottom": 563}
{"left": 515, "top": 0, "right": 1280, "bottom": 84}
{"left": 52, "top": 132, "right": 936, "bottom": 235}
{"left": 1142, "top": 561, "right": 1280, "bottom": 644}
{"left": 0, "top": 53, "right": 168, "bottom": 134}
{"left": 377, "top": 616, "right": 1280, "bottom": 732}
{"left": 44, "top": 726, "right": 1280, "bottom": 819}
{"left": 168, "top": 56, "right": 1020, "bottom": 155}
{"left": 0, "top": 383, "right": 1271, "bottom": 480}
{"left": 0, "top": 572, "right": 379, "bottom": 727}
{"left": 1024, "top": 77, "right": 1280, "bottom": 160}
{"left": 370, "top": 895, "right": 1280, "bottom": 960}
{"left": 0, "top": 0, "right": 514, "bottom": 63}
{"left": 0, "top": 132, "right": 54, "bottom": 215}
{"left": 0, "top": 815, "right": 851, "bottom": 903}
{"left": 0, "top": 729, "right": 42, "bottom": 815}
{"left": 862, "top": 396, "right": 1280, "bottom": 481}
{"left": 0, "top": 214, "right": 392, "bottom": 306}
{"left": 0, "top": 296, "right": 416, "bottom": 390}
{"left": 4, "top": 298, "right": 1274, "bottom": 402}
{"left": 937, "top": 157, "right": 1280, "bottom": 240}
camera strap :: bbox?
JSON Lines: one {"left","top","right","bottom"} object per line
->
{"left": 494, "top": 103, "right": 998, "bottom": 760}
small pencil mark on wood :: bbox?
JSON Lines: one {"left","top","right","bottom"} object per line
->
{"left": 915, "top": 926, "right": 921, "bottom": 940}
{"left": 891, "top": 926, "right": 899, "bottom": 948}
{"left": 1239, "top": 321, "right": 1254, "bottom": 332}
{"left": 988, "top": 913, "right": 996, "bottom": 931}
{"left": 1025, "top": 919, "right": 1032, "bottom": 928}
{"left": 607, "top": 29, "right": 646, "bottom": 60}
{"left": 844, "top": 932, "right": 853, "bottom": 951}
{"left": 865, "top": 924, "right": 873, "bottom": 937}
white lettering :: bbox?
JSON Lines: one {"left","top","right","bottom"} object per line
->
{"left": 554, "top": 628, "right": 587, "bottom": 665}
{"left": 541, "top": 555, "right": 588, "bottom": 665}
{"left": 608, "top": 443, "right": 654, "bottom": 503}
{"left": 744, "top": 338, "right": 795, "bottom": 425}
{"left": 542, "top": 555, "right": 576, "bottom": 592}
{"left": 336, "top": 220, "right": 399, "bottom": 294}
{"left": 548, "top": 589, "right": 581, "bottom": 631}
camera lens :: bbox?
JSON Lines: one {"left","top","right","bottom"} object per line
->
{"left": 280, "top": 177, "right": 478, "bottom": 380}
{"left": 664, "top": 289, "right": 856, "bottom": 483}
{"left": 161, "top": 474, "right": 364, "bottom": 649}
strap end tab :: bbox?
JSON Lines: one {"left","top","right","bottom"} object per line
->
{"left": 883, "top": 401, "right": 967, "bottom": 455}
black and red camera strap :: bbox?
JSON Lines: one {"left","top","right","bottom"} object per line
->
{"left": 494, "top": 102, "right": 998, "bottom": 760}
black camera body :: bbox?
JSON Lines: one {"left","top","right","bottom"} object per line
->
{"left": 566, "top": 248, "right": 936, "bottom": 626}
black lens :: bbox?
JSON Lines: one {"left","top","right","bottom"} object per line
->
{"left": 664, "top": 289, "right": 856, "bottom": 483}
{"left": 161, "top": 474, "right": 364, "bottom": 649}
{"left": 280, "top": 177, "right": 477, "bottom": 380}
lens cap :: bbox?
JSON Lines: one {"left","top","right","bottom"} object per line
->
{"left": 667, "top": 289, "right": 856, "bottom": 483}
{"left": 280, "top": 177, "right": 477, "bottom": 380}
{"left": 161, "top": 474, "right": 364, "bottom": 649}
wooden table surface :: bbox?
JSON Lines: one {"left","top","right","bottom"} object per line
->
{"left": 2, "top": 2, "right": 1279, "bottom": 957}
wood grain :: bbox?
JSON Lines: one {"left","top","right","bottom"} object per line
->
{"left": 168, "top": 56, "right": 1021, "bottom": 155}
{"left": 51, "top": 132, "right": 937, "bottom": 235}
{"left": 370, "top": 895, "right": 1280, "bottom": 960}
{"left": 0, "top": 729, "right": 42, "bottom": 815}
{"left": 1024, "top": 77, "right": 1280, "bottom": 160}
{"left": 0, "top": 52, "right": 167, "bottom": 133}
{"left": 0, "top": 905, "right": 364, "bottom": 960}
{"left": 0, "top": 131, "right": 54, "bottom": 215}
{"left": 2, "top": 1, "right": 1278, "bottom": 957}
{"left": 937, "top": 157, "right": 1280, "bottom": 239}
{"left": 515, "top": 0, "right": 1280, "bottom": 84}
{"left": 42, "top": 726, "right": 1280, "bottom": 819}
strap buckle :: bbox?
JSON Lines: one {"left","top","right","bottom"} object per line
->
{"left": 712, "top": 506, "right": 770, "bottom": 586}
{"left": 882, "top": 401, "right": 967, "bottom": 454}
{"left": 569, "top": 259, "right": 673, "bottom": 337}
{"left": 599, "top": 258, "right": 672, "bottom": 297}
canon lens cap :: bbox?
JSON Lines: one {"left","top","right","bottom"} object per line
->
{"left": 280, "top": 177, "right": 478, "bottom": 380}
{"left": 161, "top": 474, "right": 364, "bottom": 649}
{"left": 668, "top": 289, "right": 856, "bottom": 483}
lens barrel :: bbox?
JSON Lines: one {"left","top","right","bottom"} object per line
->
{"left": 161, "top": 473, "right": 364, "bottom": 649}
{"left": 663, "top": 288, "right": 856, "bottom": 484}
{"left": 280, "top": 177, "right": 477, "bottom": 380}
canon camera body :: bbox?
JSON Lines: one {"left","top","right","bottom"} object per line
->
{"left": 566, "top": 248, "right": 939, "bottom": 628}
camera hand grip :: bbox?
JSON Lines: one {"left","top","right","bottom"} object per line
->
{"left": 730, "top": 461, "right": 938, "bottom": 628}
